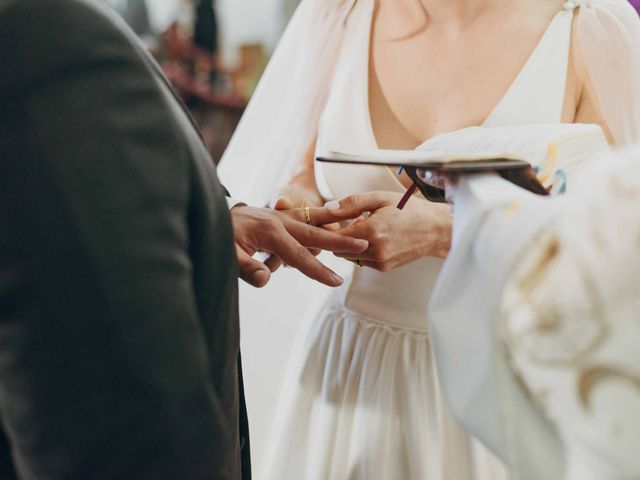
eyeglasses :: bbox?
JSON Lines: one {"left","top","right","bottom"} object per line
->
{"left": 396, "top": 164, "right": 549, "bottom": 210}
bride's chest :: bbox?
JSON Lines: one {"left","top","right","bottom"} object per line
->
{"left": 369, "top": 15, "right": 576, "bottom": 147}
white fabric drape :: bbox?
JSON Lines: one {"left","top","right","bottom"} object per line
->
{"left": 575, "top": 0, "right": 640, "bottom": 145}
{"left": 501, "top": 150, "right": 640, "bottom": 480}
{"left": 428, "top": 3, "right": 640, "bottom": 478}
{"left": 429, "top": 145, "right": 640, "bottom": 479}
{"left": 429, "top": 176, "right": 568, "bottom": 479}
{"left": 218, "top": 0, "right": 354, "bottom": 206}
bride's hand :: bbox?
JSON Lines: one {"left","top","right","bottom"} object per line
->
{"left": 271, "top": 186, "right": 316, "bottom": 210}
{"left": 324, "top": 191, "right": 452, "bottom": 272}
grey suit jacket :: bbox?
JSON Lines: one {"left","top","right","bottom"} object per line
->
{"left": 0, "top": 0, "right": 249, "bottom": 478}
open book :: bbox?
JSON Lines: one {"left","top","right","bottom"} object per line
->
{"left": 316, "top": 123, "right": 610, "bottom": 202}
{"left": 318, "top": 123, "right": 608, "bottom": 171}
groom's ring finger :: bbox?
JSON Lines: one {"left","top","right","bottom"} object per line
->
{"left": 286, "top": 207, "right": 314, "bottom": 226}
{"left": 304, "top": 206, "right": 351, "bottom": 227}
{"left": 288, "top": 222, "right": 368, "bottom": 254}
{"left": 303, "top": 206, "right": 312, "bottom": 225}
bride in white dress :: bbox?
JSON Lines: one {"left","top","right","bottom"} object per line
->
{"left": 220, "top": 0, "right": 640, "bottom": 478}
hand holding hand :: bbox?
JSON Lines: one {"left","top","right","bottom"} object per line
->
{"left": 322, "top": 191, "right": 452, "bottom": 272}
{"left": 272, "top": 187, "right": 340, "bottom": 232}
{"left": 271, "top": 185, "right": 319, "bottom": 210}
{"left": 231, "top": 205, "right": 368, "bottom": 288}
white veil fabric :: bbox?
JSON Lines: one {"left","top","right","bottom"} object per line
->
{"left": 575, "top": 0, "right": 640, "bottom": 146}
{"left": 218, "top": 0, "right": 355, "bottom": 206}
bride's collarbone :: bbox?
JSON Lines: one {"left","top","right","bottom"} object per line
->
{"left": 369, "top": 60, "right": 507, "bottom": 145}
{"left": 369, "top": 8, "right": 579, "bottom": 142}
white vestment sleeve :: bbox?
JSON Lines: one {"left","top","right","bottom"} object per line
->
{"left": 501, "top": 150, "right": 640, "bottom": 480}
{"left": 429, "top": 175, "right": 569, "bottom": 479}
{"left": 428, "top": 2, "right": 640, "bottom": 477}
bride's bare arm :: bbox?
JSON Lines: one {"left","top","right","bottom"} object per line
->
{"left": 273, "top": 138, "right": 325, "bottom": 209}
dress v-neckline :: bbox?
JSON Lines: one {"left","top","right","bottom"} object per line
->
{"left": 363, "top": 4, "right": 568, "bottom": 152}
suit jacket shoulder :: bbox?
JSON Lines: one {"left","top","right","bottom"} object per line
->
{"left": 0, "top": 1, "right": 245, "bottom": 478}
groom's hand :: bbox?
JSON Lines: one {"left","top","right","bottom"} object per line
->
{"left": 231, "top": 206, "right": 368, "bottom": 288}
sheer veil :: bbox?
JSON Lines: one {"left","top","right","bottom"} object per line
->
{"left": 575, "top": 0, "right": 640, "bottom": 146}
{"left": 218, "top": 0, "right": 354, "bottom": 206}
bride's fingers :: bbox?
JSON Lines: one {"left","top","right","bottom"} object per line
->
{"left": 283, "top": 206, "right": 346, "bottom": 227}
{"left": 334, "top": 217, "right": 370, "bottom": 240}
{"left": 290, "top": 207, "right": 367, "bottom": 230}
{"left": 286, "top": 220, "right": 369, "bottom": 254}
{"left": 284, "top": 205, "right": 365, "bottom": 229}
{"left": 308, "top": 192, "right": 393, "bottom": 227}
{"left": 334, "top": 251, "right": 377, "bottom": 261}
{"left": 273, "top": 196, "right": 296, "bottom": 210}
{"left": 318, "top": 192, "right": 394, "bottom": 223}
{"left": 321, "top": 222, "right": 341, "bottom": 232}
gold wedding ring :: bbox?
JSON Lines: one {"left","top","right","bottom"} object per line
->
{"left": 304, "top": 206, "right": 312, "bottom": 225}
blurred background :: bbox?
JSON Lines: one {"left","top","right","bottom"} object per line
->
{"left": 102, "top": 1, "right": 640, "bottom": 477}
{"left": 104, "top": 0, "right": 300, "bottom": 165}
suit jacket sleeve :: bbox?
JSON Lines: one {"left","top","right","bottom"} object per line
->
{"left": 0, "top": 1, "right": 237, "bottom": 478}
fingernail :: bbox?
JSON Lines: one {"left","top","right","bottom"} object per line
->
{"left": 324, "top": 200, "right": 340, "bottom": 211}
{"left": 252, "top": 269, "right": 269, "bottom": 287}
{"left": 355, "top": 239, "right": 369, "bottom": 249}
{"left": 330, "top": 273, "right": 344, "bottom": 286}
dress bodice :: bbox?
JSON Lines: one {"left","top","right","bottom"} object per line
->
{"left": 313, "top": 0, "right": 575, "bottom": 330}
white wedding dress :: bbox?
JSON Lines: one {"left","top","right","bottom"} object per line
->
{"left": 260, "top": 1, "right": 577, "bottom": 479}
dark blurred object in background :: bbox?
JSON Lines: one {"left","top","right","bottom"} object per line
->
{"left": 631, "top": 0, "right": 640, "bottom": 13}
{"left": 153, "top": 19, "right": 246, "bottom": 165}
{"left": 194, "top": 0, "right": 218, "bottom": 55}
{"left": 104, "top": 0, "right": 268, "bottom": 164}
{"left": 150, "top": 1, "right": 266, "bottom": 164}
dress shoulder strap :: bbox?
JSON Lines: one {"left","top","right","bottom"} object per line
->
{"left": 484, "top": 9, "right": 574, "bottom": 126}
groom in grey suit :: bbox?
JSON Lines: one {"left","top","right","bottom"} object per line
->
{"left": 0, "top": 1, "right": 366, "bottom": 478}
